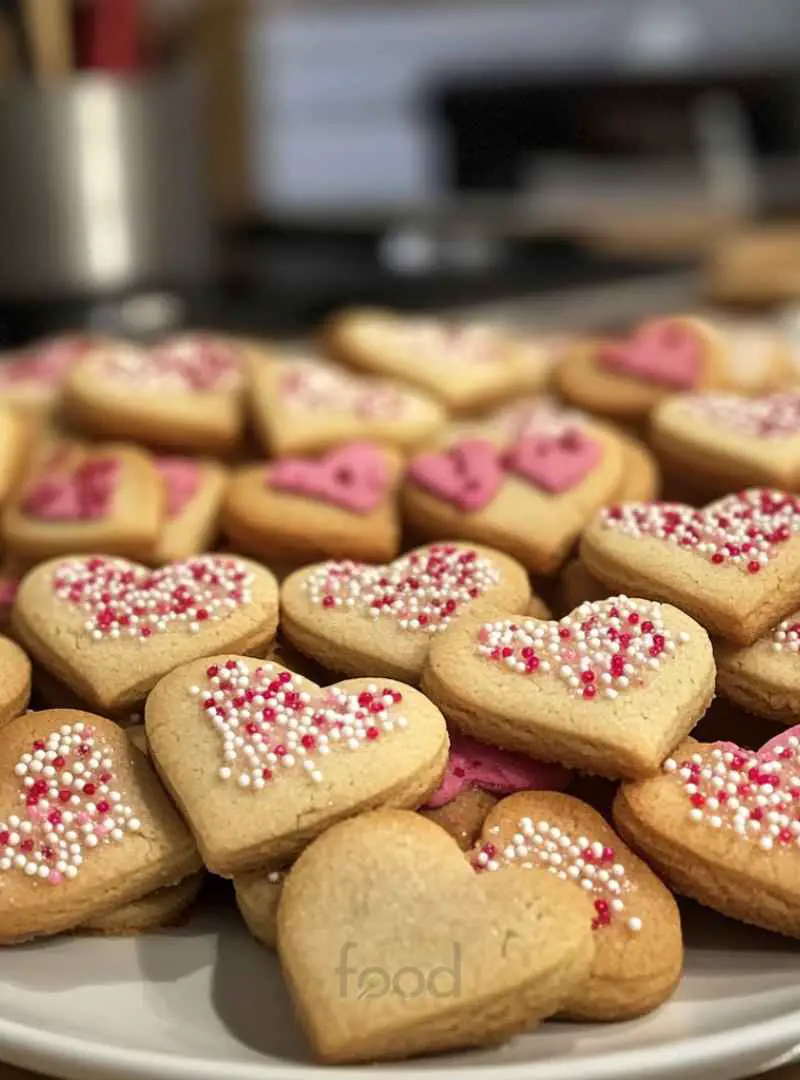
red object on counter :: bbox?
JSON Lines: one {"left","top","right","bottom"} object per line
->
{"left": 75, "top": 0, "right": 141, "bottom": 72}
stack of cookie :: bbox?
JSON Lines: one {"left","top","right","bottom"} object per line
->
{"left": 1, "top": 305, "right": 800, "bottom": 1065}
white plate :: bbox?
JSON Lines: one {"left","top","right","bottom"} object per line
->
{"left": 1, "top": 889, "right": 800, "bottom": 1080}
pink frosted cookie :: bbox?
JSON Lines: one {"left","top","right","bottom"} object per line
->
{"left": 150, "top": 457, "right": 227, "bottom": 565}
{"left": 63, "top": 333, "right": 245, "bottom": 455}
{"left": 12, "top": 554, "right": 279, "bottom": 713}
{"left": 145, "top": 656, "right": 449, "bottom": 874}
{"left": 424, "top": 732, "right": 571, "bottom": 809}
{"left": 556, "top": 315, "right": 729, "bottom": 425}
{"left": 223, "top": 441, "right": 403, "bottom": 568}
{"left": 2, "top": 440, "right": 163, "bottom": 564}
{"left": 422, "top": 595, "right": 714, "bottom": 779}
{"left": 280, "top": 541, "right": 530, "bottom": 684}
{"left": 248, "top": 350, "right": 446, "bottom": 457}
{"left": 651, "top": 391, "right": 800, "bottom": 499}
{"left": 0, "top": 334, "right": 94, "bottom": 418}
{"left": 475, "top": 791, "right": 682, "bottom": 1020}
{"left": 403, "top": 419, "right": 624, "bottom": 574}
{"left": 614, "top": 731, "right": 800, "bottom": 937}
{"left": 581, "top": 489, "right": 800, "bottom": 645}
{"left": 324, "top": 308, "right": 552, "bottom": 414}
{"left": 0, "top": 709, "right": 200, "bottom": 944}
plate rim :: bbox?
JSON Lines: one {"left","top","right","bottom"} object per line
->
{"left": 2, "top": 1003, "right": 800, "bottom": 1080}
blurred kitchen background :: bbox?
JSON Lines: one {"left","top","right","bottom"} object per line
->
{"left": 1, "top": 0, "right": 800, "bottom": 344}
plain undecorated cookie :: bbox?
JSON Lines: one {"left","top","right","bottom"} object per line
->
{"left": 234, "top": 868, "right": 285, "bottom": 948}
{"left": 277, "top": 810, "right": 595, "bottom": 1063}
{"left": 79, "top": 872, "right": 203, "bottom": 935}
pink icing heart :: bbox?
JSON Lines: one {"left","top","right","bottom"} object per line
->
{"left": 425, "top": 732, "right": 571, "bottom": 809}
{"left": 0, "top": 720, "right": 141, "bottom": 886}
{"left": 20, "top": 458, "right": 120, "bottom": 522}
{"left": 478, "top": 596, "right": 689, "bottom": 701}
{"left": 504, "top": 429, "right": 601, "bottom": 494}
{"left": 194, "top": 658, "right": 407, "bottom": 788}
{"left": 267, "top": 441, "right": 389, "bottom": 514}
{"left": 156, "top": 457, "right": 202, "bottom": 519}
{"left": 599, "top": 320, "right": 702, "bottom": 389}
{"left": 601, "top": 489, "right": 800, "bottom": 575}
{"left": 663, "top": 730, "right": 800, "bottom": 851}
{"left": 407, "top": 439, "right": 504, "bottom": 512}
{"left": 52, "top": 555, "right": 253, "bottom": 640}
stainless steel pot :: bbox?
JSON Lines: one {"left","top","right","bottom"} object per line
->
{"left": 0, "top": 66, "right": 213, "bottom": 299}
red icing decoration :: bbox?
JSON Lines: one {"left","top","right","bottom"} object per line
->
{"left": 602, "top": 489, "right": 800, "bottom": 573}
{"left": 267, "top": 441, "right": 389, "bottom": 513}
{"left": 424, "top": 732, "right": 570, "bottom": 809}
{"left": 504, "top": 429, "right": 601, "bottom": 493}
{"left": 156, "top": 458, "right": 202, "bottom": 519}
{"left": 21, "top": 458, "right": 120, "bottom": 522}
{"left": 599, "top": 320, "right": 702, "bottom": 389}
{"left": 407, "top": 439, "right": 504, "bottom": 512}
{"left": 0, "top": 721, "right": 141, "bottom": 886}
{"left": 51, "top": 555, "right": 253, "bottom": 639}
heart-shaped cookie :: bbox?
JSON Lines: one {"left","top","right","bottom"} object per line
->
{"left": 150, "top": 457, "right": 227, "bottom": 565}
{"left": 277, "top": 809, "right": 594, "bottom": 1063}
{"left": 234, "top": 868, "right": 285, "bottom": 948}
{"left": 63, "top": 334, "right": 246, "bottom": 455}
{"left": 422, "top": 595, "right": 714, "bottom": 779}
{"left": 281, "top": 542, "right": 530, "bottom": 684}
{"left": 715, "top": 611, "right": 800, "bottom": 722}
{"left": 0, "top": 635, "right": 31, "bottom": 732}
{"left": 2, "top": 441, "right": 164, "bottom": 565}
{"left": 651, "top": 391, "right": 800, "bottom": 499}
{"left": 474, "top": 791, "right": 683, "bottom": 1021}
{"left": 423, "top": 731, "right": 571, "bottom": 810}
{"left": 556, "top": 315, "right": 729, "bottom": 425}
{"left": 0, "top": 334, "right": 94, "bottom": 418}
{"left": 248, "top": 350, "right": 446, "bottom": 457}
{"left": 145, "top": 655, "right": 449, "bottom": 874}
{"left": 79, "top": 872, "right": 204, "bottom": 935}
{"left": 613, "top": 731, "right": 800, "bottom": 937}
{"left": 581, "top": 489, "right": 800, "bottom": 645}
{"left": 223, "top": 442, "right": 402, "bottom": 568}
{"left": 0, "top": 709, "right": 200, "bottom": 943}
{"left": 12, "top": 554, "right": 279, "bottom": 713}
{"left": 403, "top": 424, "right": 623, "bottom": 575}
{"left": 324, "top": 308, "right": 549, "bottom": 414}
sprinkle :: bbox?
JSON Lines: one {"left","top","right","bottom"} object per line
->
{"left": 279, "top": 358, "right": 406, "bottom": 419}
{"left": 477, "top": 595, "right": 684, "bottom": 697}
{"left": 95, "top": 334, "right": 242, "bottom": 393}
{"left": 0, "top": 725, "right": 139, "bottom": 886}
{"left": 51, "top": 555, "right": 253, "bottom": 640}
{"left": 683, "top": 392, "right": 800, "bottom": 439}
{"left": 393, "top": 319, "right": 504, "bottom": 365}
{"left": 667, "top": 741, "right": 800, "bottom": 847}
{"left": 473, "top": 818, "right": 641, "bottom": 932}
{"left": 601, "top": 490, "right": 800, "bottom": 573}
{"left": 305, "top": 544, "right": 501, "bottom": 634}
{"left": 771, "top": 613, "right": 800, "bottom": 653}
{"left": 198, "top": 659, "right": 407, "bottom": 788}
